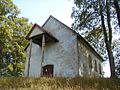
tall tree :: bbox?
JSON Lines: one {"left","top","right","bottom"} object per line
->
{"left": 98, "top": 0, "right": 115, "bottom": 77}
{"left": 0, "top": 0, "right": 31, "bottom": 76}
{"left": 72, "top": 0, "right": 118, "bottom": 77}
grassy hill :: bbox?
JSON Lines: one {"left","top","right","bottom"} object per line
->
{"left": 0, "top": 77, "right": 120, "bottom": 90}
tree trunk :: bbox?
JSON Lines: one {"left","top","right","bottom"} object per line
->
{"left": 113, "top": 0, "right": 120, "bottom": 27}
{"left": 106, "top": 0, "right": 112, "bottom": 45}
{"left": 106, "top": 0, "right": 116, "bottom": 77}
{"left": 99, "top": 0, "right": 116, "bottom": 77}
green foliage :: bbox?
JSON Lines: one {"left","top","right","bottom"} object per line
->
{"left": 72, "top": 0, "right": 118, "bottom": 34}
{"left": 71, "top": 0, "right": 107, "bottom": 60}
{"left": 0, "top": 0, "right": 31, "bottom": 76}
{"left": 85, "top": 27, "right": 105, "bottom": 55}
{"left": 85, "top": 27, "right": 109, "bottom": 60}
{"left": 72, "top": 0, "right": 119, "bottom": 77}
{"left": 71, "top": 0, "right": 101, "bottom": 34}
{"left": 0, "top": 77, "right": 120, "bottom": 90}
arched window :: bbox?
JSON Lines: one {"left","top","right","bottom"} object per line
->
{"left": 94, "top": 60, "right": 98, "bottom": 72}
{"left": 88, "top": 55, "right": 92, "bottom": 69}
{"left": 42, "top": 64, "right": 54, "bottom": 77}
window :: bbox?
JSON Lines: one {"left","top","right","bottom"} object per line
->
{"left": 88, "top": 55, "right": 92, "bottom": 69}
{"left": 42, "top": 64, "right": 54, "bottom": 77}
{"left": 99, "top": 63, "right": 102, "bottom": 74}
{"left": 94, "top": 60, "right": 98, "bottom": 72}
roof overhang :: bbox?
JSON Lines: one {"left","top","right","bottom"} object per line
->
{"left": 26, "top": 23, "right": 58, "bottom": 46}
{"left": 28, "top": 33, "right": 58, "bottom": 46}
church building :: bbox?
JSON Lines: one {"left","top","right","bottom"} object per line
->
{"left": 25, "top": 16, "right": 103, "bottom": 77}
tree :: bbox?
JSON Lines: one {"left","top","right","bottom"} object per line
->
{"left": 85, "top": 27, "right": 106, "bottom": 58}
{"left": 72, "top": 0, "right": 118, "bottom": 77}
{"left": 71, "top": 0, "right": 101, "bottom": 35}
{"left": 98, "top": 0, "right": 115, "bottom": 77}
{"left": 0, "top": 0, "right": 31, "bottom": 76}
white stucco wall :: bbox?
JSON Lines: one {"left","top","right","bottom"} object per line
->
{"left": 42, "top": 17, "right": 78, "bottom": 77}
{"left": 29, "top": 26, "right": 43, "bottom": 38}
{"left": 25, "top": 43, "right": 42, "bottom": 77}
{"left": 25, "top": 17, "right": 78, "bottom": 77}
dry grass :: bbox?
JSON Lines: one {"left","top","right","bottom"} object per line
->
{"left": 0, "top": 77, "right": 120, "bottom": 90}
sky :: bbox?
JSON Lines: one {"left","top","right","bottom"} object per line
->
{"left": 13, "top": 0, "right": 110, "bottom": 77}
{"left": 13, "top": 0, "right": 74, "bottom": 27}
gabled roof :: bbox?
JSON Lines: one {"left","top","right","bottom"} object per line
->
{"left": 42, "top": 15, "right": 104, "bottom": 61}
{"left": 25, "top": 23, "right": 58, "bottom": 47}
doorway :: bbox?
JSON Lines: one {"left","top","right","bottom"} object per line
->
{"left": 42, "top": 65, "right": 54, "bottom": 77}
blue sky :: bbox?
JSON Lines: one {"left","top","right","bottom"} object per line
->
{"left": 13, "top": 0, "right": 74, "bottom": 27}
{"left": 13, "top": 0, "right": 110, "bottom": 77}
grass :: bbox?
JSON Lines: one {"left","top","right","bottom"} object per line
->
{"left": 0, "top": 77, "right": 120, "bottom": 90}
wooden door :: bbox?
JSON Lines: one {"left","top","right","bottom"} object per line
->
{"left": 42, "top": 65, "right": 54, "bottom": 77}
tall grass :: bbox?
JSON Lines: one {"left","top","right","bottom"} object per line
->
{"left": 0, "top": 77, "right": 120, "bottom": 90}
